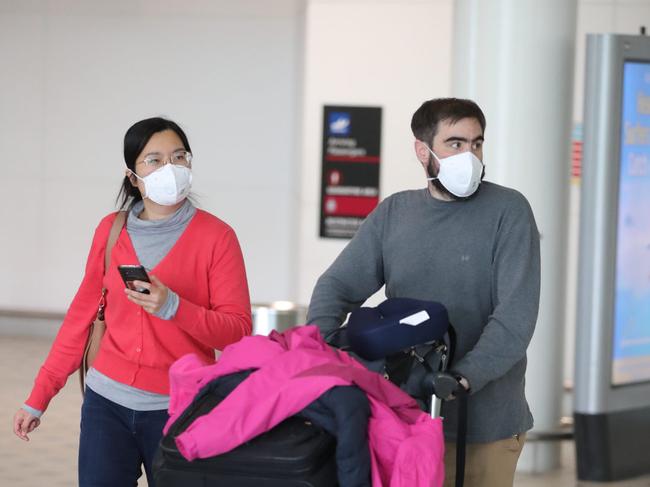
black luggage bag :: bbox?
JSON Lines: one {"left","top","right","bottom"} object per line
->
{"left": 152, "top": 371, "right": 338, "bottom": 487}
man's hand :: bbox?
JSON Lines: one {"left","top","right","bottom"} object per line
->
{"left": 457, "top": 375, "right": 471, "bottom": 392}
{"left": 442, "top": 374, "right": 471, "bottom": 401}
{"left": 125, "top": 274, "right": 169, "bottom": 315}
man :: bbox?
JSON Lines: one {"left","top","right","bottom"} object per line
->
{"left": 307, "top": 98, "right": 540, "bottom": 487}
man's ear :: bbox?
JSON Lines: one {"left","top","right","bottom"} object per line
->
{"left": 414, "top": 139, "right": 431, "bottom": 169}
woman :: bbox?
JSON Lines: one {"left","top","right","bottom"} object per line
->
{"left": 13, "top": 117, "right": 252, "bottom": 486}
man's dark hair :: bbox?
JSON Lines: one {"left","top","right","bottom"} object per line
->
{"left": 410, "top": 98, "right": 486, "bottom": 145}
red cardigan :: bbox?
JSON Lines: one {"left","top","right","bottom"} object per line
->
{"left": 26, "top": 210, "right": 252, "bottom": 412}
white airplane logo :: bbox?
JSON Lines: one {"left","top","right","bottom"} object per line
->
{"left": 330, "top": 117, "right": 350, "bottom": 133}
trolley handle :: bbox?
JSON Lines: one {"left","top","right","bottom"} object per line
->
{"left": 423, "top": 371, "right": 466, "bottom": 419}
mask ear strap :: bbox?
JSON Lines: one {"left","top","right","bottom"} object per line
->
{"left": 127, "top": 168, "right": 143, "bottom": 181}
{"left": 425, "top": 145, "right": 442, "bottom": 162}
{"left": 425, "top": 145, "right": 440, "bottom": 182}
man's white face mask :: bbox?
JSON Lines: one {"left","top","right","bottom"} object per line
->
{"left": 130, "top": 164, "right": 192, "bottom": 206}
{"left": 426, "top": 147, "right": 484, "bottom": 198}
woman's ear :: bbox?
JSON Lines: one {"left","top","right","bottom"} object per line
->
{"left": 125, "top": 169, "right": 138, "bottom": 187}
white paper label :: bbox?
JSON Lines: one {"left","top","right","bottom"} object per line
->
{"left": 399, "top": 310, "right": 430, "bottom": 326}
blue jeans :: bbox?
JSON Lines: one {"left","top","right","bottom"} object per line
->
{"left": 79, "top": 387, "right": 168, "bottom": 487}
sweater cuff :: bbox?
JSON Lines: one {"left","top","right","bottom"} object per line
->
{"left": 306, "top": 317, "right": 342, "bottom": 338}
{"left": 449, "top": 361, "right": 488, "bottom": 395}
{"left": 21, "top": 404, "right": 43, "bottom": 418}
{"left": 25, "top": 384, "right": 55, "bottom": 413}
{"left": 154, "top": 289, "right": 179, "bottom": 320}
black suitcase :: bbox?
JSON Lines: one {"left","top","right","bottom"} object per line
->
{"left": 153, "top": 371, "right": 338, "bottom": 487}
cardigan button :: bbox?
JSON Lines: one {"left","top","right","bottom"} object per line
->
{"left": 136, "top": 347, "right": 142, "bottom": 353}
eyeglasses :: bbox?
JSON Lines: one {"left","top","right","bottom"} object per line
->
{"left": 137, "top": 150, "right": 193, "bottom": 169}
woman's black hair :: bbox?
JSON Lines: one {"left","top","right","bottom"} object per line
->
{"left": 116, "top": 117, "right": 192, "bottom": 210}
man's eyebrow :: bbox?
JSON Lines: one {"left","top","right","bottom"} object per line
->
{"left": 443, "top": 135, "right": 485, "bottom": 143}
{"left": 444, "top": 136, "right": 467, "bottom": 143}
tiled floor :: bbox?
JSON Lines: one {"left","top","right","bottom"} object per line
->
{"left": 2, "top": 334, "right": 650, "bottom": 486}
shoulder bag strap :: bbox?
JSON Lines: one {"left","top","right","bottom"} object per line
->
{"left": 79, "top": 211, "right": 127, "bottom": 394}
{"left": 105, "top": 211, "right": 128, "bottom": 273}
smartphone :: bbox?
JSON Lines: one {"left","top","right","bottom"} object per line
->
{"left": 118, "top": 265, "right": 151, "bottom": 294}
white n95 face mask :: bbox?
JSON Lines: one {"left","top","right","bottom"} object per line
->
{"left": 130, "top": 164, "right": 192, "bottom": 206}
{"left": 426, "top": 147, "right": 483, "bottom": 198}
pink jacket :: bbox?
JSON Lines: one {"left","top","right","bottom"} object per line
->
{"left": 165, "top": 325, "right": 444, "bottom": 487}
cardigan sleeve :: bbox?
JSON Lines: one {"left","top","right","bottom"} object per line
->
{"left": 24, "top": 214, "right": 116, "bottom": 412}
{"left": 171, "top": 228, "right": 252, "bottom": 350}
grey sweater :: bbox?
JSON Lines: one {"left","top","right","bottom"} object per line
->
{"left": 307, "top": 182, "right": 540, "bottom": 442}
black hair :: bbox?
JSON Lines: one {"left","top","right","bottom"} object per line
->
{"left": 116, "top": 117, "right": 192, "bottom": 210}
{"left": 410, "top": 98, "right": 486, "bottom": 146}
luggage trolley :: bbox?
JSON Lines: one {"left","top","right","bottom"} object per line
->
{"left": 153, "top": 298, "right": 467, "bottom": 487}
{"left": 343, "top": 298, "right": 468, "bottom": 487}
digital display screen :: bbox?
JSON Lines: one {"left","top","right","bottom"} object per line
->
{"left": 612, "top": 61, "right": 650, "bottom": 386}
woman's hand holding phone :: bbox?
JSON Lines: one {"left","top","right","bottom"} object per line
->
{"left": 124, "top": 274, "right": 169, "bottom": 315}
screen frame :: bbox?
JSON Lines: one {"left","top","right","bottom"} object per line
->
{"left": 575, "top": 33, "right": 650, "bottom": 415}
{"left": 610, "top": 59, "right": 650, "bottom": 388}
